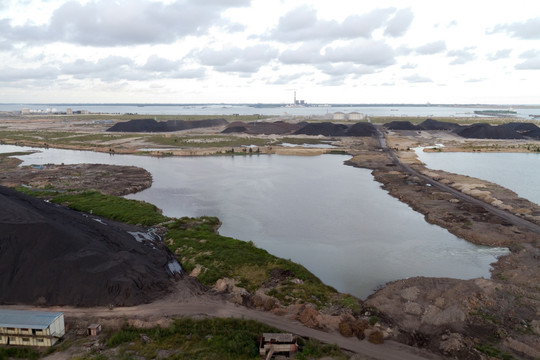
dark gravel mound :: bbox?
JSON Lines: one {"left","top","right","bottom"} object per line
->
{"left": 0, "top": 186, "right": 182, "bottom": 307}
{"left": 419, "top": 119, "right": 463, "bottom": 131}
{"left": 384, "top": 121, "right": 422, "bottom": 130}
{"left": 221, "top": 121, "right": 304, "bottom": 135}
{"left": 524, "top": 128, "right": 540, "bottom": 139}
{"left": 499, "top": 122, "right": 540, "bottom": 132}
{"left": 294, "top": 122, "right": 349, "bottom": 136}
{"left": 221, "top": 122, "right": 249, "bottom": 134}
{"left": 107, "top": 118, "right": 228, "bottom": 132}
{"left": 457, "top": 123, "right": 525, "bottom": 139}
{"left": 345, "top": 122, "right": 377, "bottom": 136}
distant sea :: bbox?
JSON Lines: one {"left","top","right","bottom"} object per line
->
{"left": 2, "top": 103, "right": 540, "bottom": 119}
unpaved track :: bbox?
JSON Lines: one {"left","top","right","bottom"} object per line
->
{"left": 376, "top": 126, "right": 540, "bottom": 235}
{"left": 2, "top": 294, "right": 444, "bottom": 360}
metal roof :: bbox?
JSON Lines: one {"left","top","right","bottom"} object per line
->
{"left": 0, "top": 309, "right": 63, "bottom": 330}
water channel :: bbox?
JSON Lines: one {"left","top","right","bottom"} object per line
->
{"left": 0, "top": 145, "right": 508, "bottom": 298}
{"left": 416, "top": 150, "right": 540, "bottom": 206}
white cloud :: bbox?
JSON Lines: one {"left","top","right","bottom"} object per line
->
{"left": 447, "top": 48, "right": 476, "bottom": 65}
{"left": 267, "top": 6, "right": 397, "bottom": 43}
{"left": 489, "top": 17, "right": 540, "bottom": 40}
{"left": 384, "top": 8, "right": 414, "bottom": 37}
{"left": 415, "top": 40, "right": 446, "bottom": 55}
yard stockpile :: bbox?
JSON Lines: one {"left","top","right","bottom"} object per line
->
{"left": 107, "top": 118, "right": 228, "bottom": 132}
{"left": 222, "top": 121, "right": 377, "bottom": 137}
{"left": 386, "top": 119, "right": 540, "bottom": 140}
{"left": 0, "top": 186, "right": 184, "bottom": 307}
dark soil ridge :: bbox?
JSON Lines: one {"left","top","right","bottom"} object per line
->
{"left": 385, "top": 119, "right": 540, "bottom": 139}
{"left": 107, "top": 118, "right": 228, "bottom": 132}
{"left": 222, "top": 121, "right": 377, "bottom": 137}
{"left": 0, "top": 186, "right": 184, "bottom": 307}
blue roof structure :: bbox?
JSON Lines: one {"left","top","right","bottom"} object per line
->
{"left": 0, "top": 309, "right": 63, "bottom": 330}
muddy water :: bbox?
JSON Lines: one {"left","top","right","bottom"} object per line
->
{"left": 0, "top": 145, "right": 508, "bottom": 298}
{"left": 416, "top": 150, "right": 540, "bottom": 206}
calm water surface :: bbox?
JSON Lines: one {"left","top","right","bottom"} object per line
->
{"left": 0, "top": 145, "right": 507, "bottom": 298}
{"left": 416, "top": 150, "right": 540, "bottom": 206}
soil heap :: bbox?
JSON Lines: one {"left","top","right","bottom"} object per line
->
{"left": 0, "top": 186, "right": 181, "bottom": 306}
{"left": 107, "top": 118, "right": 228, "bottom": 132}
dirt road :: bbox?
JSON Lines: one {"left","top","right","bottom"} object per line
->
{"left": 375, "top": 126, "right": 540, "bottom": 235}
{"left": 2, "top": 291, "right": 444, "bottom": 360}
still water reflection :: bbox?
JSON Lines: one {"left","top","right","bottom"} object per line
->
{"left": 0, "top": 145, "right": 507, "bottom": 298}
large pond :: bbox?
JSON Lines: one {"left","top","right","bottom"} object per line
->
{"left": 0, "top": 145, "right": 508, "bottom": 298}
{"left": 416, "top": 150, "right": 540, "bottom": 206}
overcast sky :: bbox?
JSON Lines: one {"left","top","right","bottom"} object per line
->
{"left": 1, "top": 0, "right": 539, "bottom": 104}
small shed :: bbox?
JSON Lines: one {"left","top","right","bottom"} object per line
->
{"left": 0, "top": 309, "right": 65, "bottom": 347}
{"left": 259, "top": 333, "right": 298, "bottom": 359}
{"left": 87, "top": 324, "right": 102, "bottom": 336}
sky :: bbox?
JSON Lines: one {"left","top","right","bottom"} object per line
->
{"left": 1, "top": 0, "right": 540, "bottom": 104}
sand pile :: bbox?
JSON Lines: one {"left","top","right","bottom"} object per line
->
{"left": 0, "top": 186, "right": 183, "bottom": 307}
{"left": 107, "top": 118, "right": 228, "bottom": 132}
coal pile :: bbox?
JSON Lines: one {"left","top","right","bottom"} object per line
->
{"left": 345, "top": 122, "right": 377, "bottom": 136}
{"left": 384, "top": 121, "right": 422, "bottom": 130}
{"left": 456, "top": 123, "right": 525, "bottom": 139}
{"left": 107, "top": 118, "right": 228, "bottom": 132}
{"left": 294, "top": 122, "right": 349, "bottom": 136}
{"left": 0, "top": 186, "right": 182, "bottom": 307}
{"left": 222, "top": 121, "right": 305, "bottom": 135}
{"left": 419, "top": 119, "right": 463, "bottom": 131}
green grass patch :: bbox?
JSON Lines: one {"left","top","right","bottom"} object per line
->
{"left": 146, "top": 134, "right": 270, "bottom": 148}
{"left": 51, "top": 191, "right": 168, "bottom": 226}
{"left": 475, "top": 343, "right": 514, "bottom": 359}
{"left": 0, "top": 347, "right": 41, "bottom": 360}
{"left": 75, "top": 318, "right": 348, "bottom": 360}
{"left": 166, "top": 217, "right": 337, "bottom": 307}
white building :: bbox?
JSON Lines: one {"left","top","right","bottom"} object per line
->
{"left": 0, "top": 309, "right": 65, "bottom": 347}
{"left": 348, "top": 112, "right": 366, "bottom": 121}
{"left": 333, "top": 112, "right": 346, "bottom": 120}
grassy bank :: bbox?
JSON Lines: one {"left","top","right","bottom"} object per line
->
{"left": 72, "top": 318, "right": 347, "bottom": 360}
{"left": 18, "top": 189, "right": 345, "bottom": 309}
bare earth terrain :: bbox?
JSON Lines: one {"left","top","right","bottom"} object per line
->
{"left": 1, "top": 115, "right": 540, "bottom": 359}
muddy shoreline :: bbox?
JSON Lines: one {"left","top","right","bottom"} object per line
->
{"left": 1, "top": 120, "right": 540, "bottom": 358}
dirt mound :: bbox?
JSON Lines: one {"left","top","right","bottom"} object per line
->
{"left": 345, "top": 122, "right": 377, "bottom": 136}
{"left": 456, "top": 123, "right": 525, "bottom": 139}
{"left": 0, "top": 186, "right": 183, "bottom": 307}
{"left": 107, "top": 118, "right": 228, "bottom": 132}
{"left": 419, "top": 119, "right": 462, "bottom": 131}
{"left": 294, "top": 122, "right": 349, "bottom": 136}
{"left": 384, "top": 121, "right": 421, "bottom": 131}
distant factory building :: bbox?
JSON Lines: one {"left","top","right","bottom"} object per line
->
{"left": 21, "top": 108, "right": 30, "bottom": 115}
{"left": 0, "top": 309, "right": 65, "bottom": 347}
{"left": 66, "top": 108, "right": 73, "bottom": 115}
{"left": 348, "top": 112, "right": 366, "bottom": 120}
{"left": 333, "top": 112, "right": 346, "bottom": 120}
